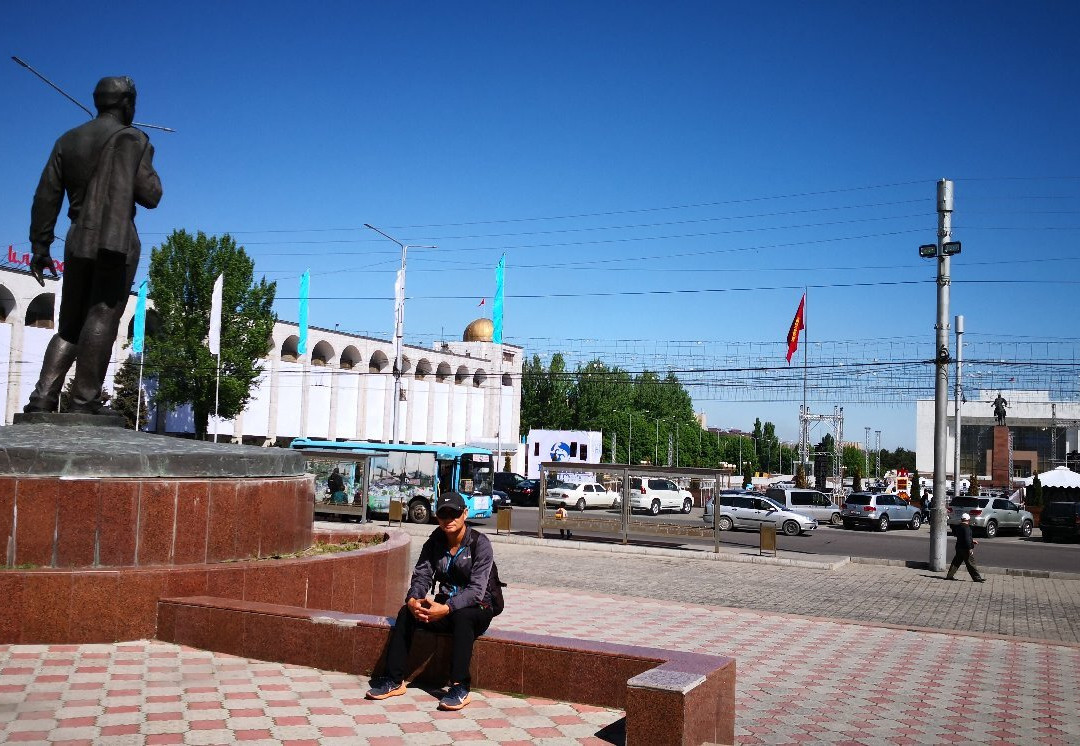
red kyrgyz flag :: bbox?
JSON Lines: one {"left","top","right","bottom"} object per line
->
{"left": 786, "top": 293, "right": 805, "bottom": 363}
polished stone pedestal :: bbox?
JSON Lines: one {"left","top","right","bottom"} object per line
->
{"left": 0, "top": 417, "right": 340, "bottom": 643}
{"left": 991, "top": 425, "right": 1011, "bottom": 487}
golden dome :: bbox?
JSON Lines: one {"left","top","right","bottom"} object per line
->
{"left": 463, "top": 318, "right": 493, "bottom": 342}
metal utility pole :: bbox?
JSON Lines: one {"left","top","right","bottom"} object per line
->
{"left": 864, "top": 426, "right": 871, "bottom": 478}
{"left": 364, "top": 224, "right": 436, "bottom": 444}
{"left": 954, "top": 315, "right": 964, "bottom": 497}
{"left": 924, "top": 178, "right": 959, "bottom": 572}
{"left": 874, "top": 430, "right": 881, "bottom": 478}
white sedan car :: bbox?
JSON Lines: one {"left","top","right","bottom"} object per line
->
{"left": 545, "top": 482, "right": 617, "bottom": 511}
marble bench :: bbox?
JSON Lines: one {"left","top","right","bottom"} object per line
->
{"left": 157, "top": 595, "right": 735, "bottom": 745}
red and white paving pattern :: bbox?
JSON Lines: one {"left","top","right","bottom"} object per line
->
{"left": 2, "top": 583, "right": 1079, "bottom": 744}
{"left": 0, "top": 640, "right": 621, "bottom": 745}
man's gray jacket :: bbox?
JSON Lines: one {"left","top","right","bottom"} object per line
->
{"left": 407, "top": 527, "right": 495, "bottom": 613}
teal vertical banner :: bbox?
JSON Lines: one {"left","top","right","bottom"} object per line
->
{"left": 298, "top": 270, "right": 310, "bottom": 354}
{"left": 493, "top": 255, "right": 504, "bottom": 344}
{"left": 132, "top": 280, "right": 148, "bottom": 354}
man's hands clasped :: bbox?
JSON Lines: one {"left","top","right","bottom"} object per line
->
{"left": 408, "top": 596, "right": 450, "bottom": 623}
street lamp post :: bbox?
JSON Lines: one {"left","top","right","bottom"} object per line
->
{"left": 364, "top": 224, "right": 436, "bottom": 444}
{"left": 655, "top": 418, "right": 661, "bottom": 465}
{"left": 613, "top": 410, "right": 634, "bottom": 464}
{"left": 917, "top": 178, "right": 961, "bottom": 572}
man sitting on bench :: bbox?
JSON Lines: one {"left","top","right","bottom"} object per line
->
{"left": 366, "top": 490, "right": 497, "bottom": 711}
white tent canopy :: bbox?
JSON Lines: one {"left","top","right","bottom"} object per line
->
{"left": 1021, "top": 466, "right": 1080, "bottom": 489}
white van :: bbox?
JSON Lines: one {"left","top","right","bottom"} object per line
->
{"left": 764, "top": 488, "right": 842, "bottom": 526}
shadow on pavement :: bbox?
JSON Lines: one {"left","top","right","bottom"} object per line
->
{"left": 594, "top": 716, "right": 626, "bottom": 745}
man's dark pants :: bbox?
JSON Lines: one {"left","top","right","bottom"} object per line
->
{"left": 946, "top": 548, "right": 983, "bottom": 581}
{"left": 384, "top": 604, "right": 494, "bottom": 687}
{"left": 27, "top": 250, "right": 136, "bottom": 412}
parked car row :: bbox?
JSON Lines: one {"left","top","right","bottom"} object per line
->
{"left": 542, "top": 476, "right": 694, "bottom": 515}
{"left": 494, "top": 470, "right": 1080, "bottom": 545}
{"left": 493, "top": 472, "right": 541, "bottom": 506}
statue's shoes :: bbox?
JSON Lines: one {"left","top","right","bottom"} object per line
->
{"left": 22, "top": 401, "right": 58, "bottom": 414}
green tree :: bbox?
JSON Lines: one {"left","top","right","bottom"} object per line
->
{"left": 879, "top": 447, "right": 916, "bottom": 473}
{"left": 851, "top": 465, "right": 862, "bottom": 493}
{"left": 111, "top": 354, "right": 149, "bottom": 430}
{"left": 1027, "top": 473, "right": 1043, "bottom": 508}
{"left": 519, "top": 354, "right": 546, "bottom": 438}
{"left": 794, "top": 462, "right": 808, "bottom": 488}
{"left": 742, "top": 462, "right": 755, "bottom": 490}
{"left": 968, "top": 472, "right": 980, "bottom": 496}
{"left": 545, "top": 353, "right": 575, "bottom": 430}
{"left": 842, "top": 445, "right": 864, "bottom": 477}
{"left": 910, "top": 470, "right": 921, "bottom": 505}
{"left": 146, "top": 230, "right": 276, "bottom": 439}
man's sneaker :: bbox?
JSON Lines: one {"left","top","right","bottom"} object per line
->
{"left": 974, "top": 578, "right": 987, "bottom": 583}
{"left": 365, "top": 677, "right": 406, "bottom": 700}
{"left": 438, "top": 683, "right": 471, "bottom": 711}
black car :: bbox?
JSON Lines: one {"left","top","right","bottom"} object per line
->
{"left": 1040, "top": 501, "right": 1080, "bottom": 542}
{"left": 494, "top": 472, "right": 539, "bottom": 506}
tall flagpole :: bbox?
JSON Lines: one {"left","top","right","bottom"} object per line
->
{"left": 802, "top": 287, "right": 808, "bottom": 466}
{"left": 213, "top": 356, "right": 221, "bottom": 443}
{"left": 364, "top": 225, "right": 436, "bottom": 444}
{"left": 136, "top": 353, "right": 144, "bottom": 430}
{"left": 208, "top": 273, "right": 224, "bottom": 443}
{"left": 133, "top": 280, "right": 148, "bottom": 431}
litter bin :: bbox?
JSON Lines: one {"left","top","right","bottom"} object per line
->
{"left": 759, "top": 523, "right": 777, "bottom": 557}
{"left": 496, "top": 505, "right": 512, "bottom": 534}
{"left": 388, "top": 498, "right": 403, "bottom": 524}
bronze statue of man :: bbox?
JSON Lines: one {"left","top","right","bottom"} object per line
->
{"left": 992, "top": 392, "right": 1009, "bottom": 426}
{"left": 24, "top": 76, "right": 163, "bottom": 415}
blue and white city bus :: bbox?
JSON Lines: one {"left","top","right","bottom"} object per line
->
{"left": 290, "top": 439, "right": 495, "bottom": 524}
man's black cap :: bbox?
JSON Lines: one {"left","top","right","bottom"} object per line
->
{"left": 436, "top": 490, "right": 467, "bottom": 517}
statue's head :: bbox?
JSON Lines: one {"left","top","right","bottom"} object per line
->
{"left": 93, "top": 76, "right": 137, "bottom": 126}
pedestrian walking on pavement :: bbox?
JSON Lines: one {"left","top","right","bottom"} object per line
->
{"left": 366, "top": 490, "right": 500, "bottom": 711}
{"left": 946, "top": 513, "right": 986, "bottom": 582}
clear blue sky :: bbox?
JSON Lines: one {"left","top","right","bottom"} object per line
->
{"left": 4, "top": 2, "right": 1080, "bottom": 450}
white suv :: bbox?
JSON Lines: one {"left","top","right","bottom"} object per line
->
{"left": 628, "top": 477, "right": 694, "bottom": 515}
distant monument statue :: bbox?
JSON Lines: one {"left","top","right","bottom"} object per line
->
{"left": 992, "top": 392, "right": 1009, "bottom": 426}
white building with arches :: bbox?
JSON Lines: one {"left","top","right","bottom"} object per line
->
{"left": 1, "top": 265, "right": 522, "bottom": 461}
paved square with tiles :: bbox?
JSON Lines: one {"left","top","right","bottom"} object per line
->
{"left": 1, "top": 528, "right": 1079, "bottom": 744}
{"left": 0, "top": 640, "right": 623, "bottom": 745}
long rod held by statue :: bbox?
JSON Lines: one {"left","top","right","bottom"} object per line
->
{"left": 11, "top": 56, "right": 176, "bottom": 133}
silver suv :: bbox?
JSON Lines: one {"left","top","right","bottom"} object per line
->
{"left": 841, "top": 492, "right": 922, "bottom": 531}
{"left": 947, "top": 496, "right": 1034, "bottom": 538}
{"left": 765, "top": 488, "right": 842, "bottom": 526}
{"left": 703, "top": 492, "right": 817, "bottom": 536}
